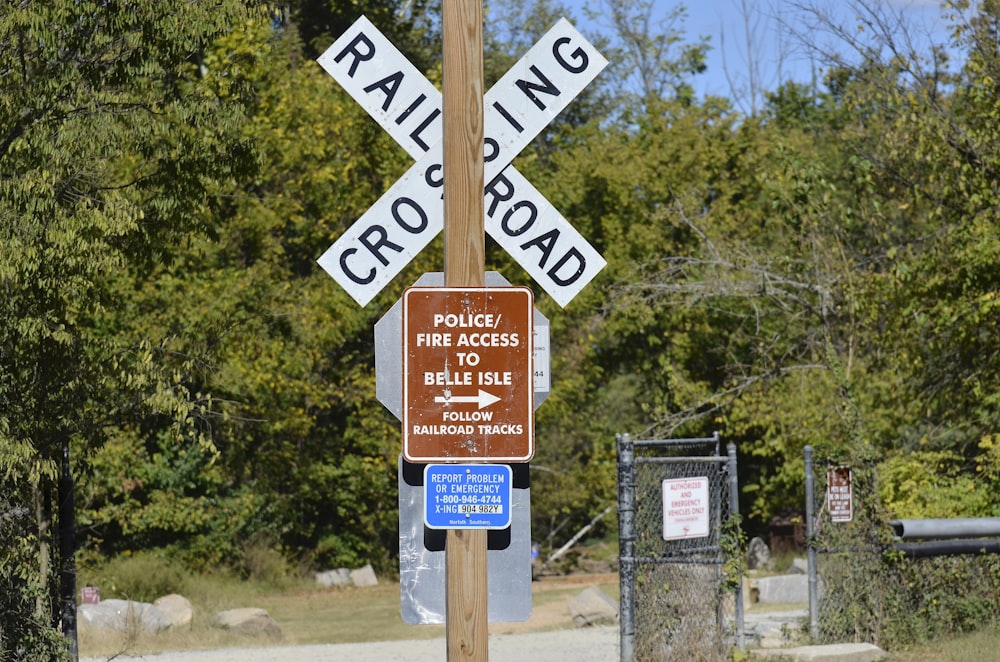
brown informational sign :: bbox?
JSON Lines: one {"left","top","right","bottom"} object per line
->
{"left": 403, "top": 287, "right": 534, "bottom": 462}
{"left": 827, "top": 466, "right": 853, "bottom": 522}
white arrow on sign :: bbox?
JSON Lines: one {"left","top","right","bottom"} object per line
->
{"left": 433, "top": 389, "right": 502, "bottom": 409}
{"left": 316, "top": 16, "right": 607, "bottom": 307}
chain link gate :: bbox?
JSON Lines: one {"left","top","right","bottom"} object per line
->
{"left": 617, "top": 433, "right": 744, "bottom": 661}
{"left": 803, "top": 445, "right": 890, "bottom": 645}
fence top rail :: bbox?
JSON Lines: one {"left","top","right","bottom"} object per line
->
{"left": 626, "top": 555, "right": 725, "bottom": 565}
{"left": 635, "top": 455, "right": 728, "bottom": 464}
{"left": 627, "top": 434, "right": 719, "bottom": 447}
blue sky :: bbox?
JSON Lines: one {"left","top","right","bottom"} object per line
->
{"left": 560, "top": 0, "right": 956, "bottom": 110}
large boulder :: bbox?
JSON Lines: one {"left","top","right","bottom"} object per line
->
{"left": 153, "top": 594, "right": 194, "bottom": 630}
{"left": 567, "top": 586, "right": 619, "bottom": 627}
{"left": 78, "top": 599, "right": 170, "bottom": 635}
{"left": 316, "top": 568, "right": 351, "bottom": 588}
{"left": 350, "top": 564, "right": 378, "bottom": 587}
{"left": 212, "top": 607, "right": 282, "bottom": 639}
{"left": 756, "top": 575, "right": 809, "bottom": 603}
{"left": 747, "top": 536, "right": 771, "bottom": 570}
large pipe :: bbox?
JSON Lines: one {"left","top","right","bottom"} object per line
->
{"left": 893, "top": 539, "right": 1000, "bottom": 558}
{"left": 890, "top": 518, "right": 1000, "bottom": 540}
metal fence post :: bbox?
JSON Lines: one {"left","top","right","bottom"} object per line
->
{"left": 617, "top": 433, "right": 635, "bottom": 662}
{"left": 804, "top": 445, "right": 819, "bottom": 640}
{"left": 727, "top": 442, "right": 744, "bottom": 650}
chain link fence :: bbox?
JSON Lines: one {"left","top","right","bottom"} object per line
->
{"left": 805, "top": 446, "right": 1000, "bottom": 649}
{"left": 617, "top": 433, "right": 744, "bottom": 662}
{"left": 804, "top": 446, "right": 886, "bottom": 643}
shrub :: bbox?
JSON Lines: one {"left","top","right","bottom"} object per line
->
{"left": 79, "top": 551, "right": 192, "bottom": 603}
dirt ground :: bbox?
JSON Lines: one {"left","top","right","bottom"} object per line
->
{"left": 488, "top": 572, "right": 619, "bottom": 635}
{"left": 82, "top": 627, "right": 620, "bottom": 662}
{"left": 81, "top": 574, "right": 622, "bottom": 662}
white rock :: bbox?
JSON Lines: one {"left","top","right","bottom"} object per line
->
{"left": 78, "top": 599, "right": 169, "bottom": 634}
{"left": 567, "top": 586, "right": 619, "bottom": 627}
{"left": 316, "top": 568, "right": 351, "bottom": 588}
{"left": 213, "top": 607, "right": 282, "bottom": 639}
{"left": 153, "top": 594, "right": 194, "bottom": 629}
{"left": 350, "top": 564, "right": 379, "bottom": 587}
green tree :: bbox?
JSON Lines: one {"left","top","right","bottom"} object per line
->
{"left": 510, "top": 4, "right": 732, "bottom": 543}
{"left": 73, "top": 10, "right": 440, "bottom": 571}
{"left": 833, "top": 0, "right": 1000, "bottom": 515}
{"left": 282, "top": 0, "right": 441, "bottom": 62}
{"left": 0, "top": 0, "right": 258, "bottom": 654}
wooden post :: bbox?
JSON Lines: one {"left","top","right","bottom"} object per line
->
{"left": 443, "top": 0, "right": 485, "bottom": 289}
{"left": 442, "top": 1, "right": 487, "bottom": 661}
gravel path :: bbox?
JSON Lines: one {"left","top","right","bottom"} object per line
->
{"left": 81, "top": 626, "right": 619, "bottom": 662}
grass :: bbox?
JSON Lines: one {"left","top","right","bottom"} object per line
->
{"left": 78, "top": 551, "right": 1000, "bottom": 661}
{"left": 883, "top": 628, "right": 1000, "bottom": 661}
{"left": 258, "top": 583, "right": 446, "bottom": 645}
{"left": 78, "top": 570, "right": 620, "bottom": 659}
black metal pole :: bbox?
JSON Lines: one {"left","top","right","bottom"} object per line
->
{"left": 617, "top": 433, "right": 635, "bottom": 662}
{"left": 804, "top": 445, "right": 818, "bottom": 640}
{"left": 727, "top": 442, "right": 744, "bottom": 650}
{"left": 58, "top": 440, "right": 78, "bottom": 661}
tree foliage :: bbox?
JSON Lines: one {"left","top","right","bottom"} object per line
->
{"left": 8, "top": 3, "right": 1000, "bottom": 651}
{"left": 1, "top": 0, "right": 259, "bottom": 655}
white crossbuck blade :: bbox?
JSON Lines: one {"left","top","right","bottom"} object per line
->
{"left": 316, "top": 16, "right": 608, "bottom": 307}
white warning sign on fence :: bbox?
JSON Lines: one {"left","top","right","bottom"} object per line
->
{"left": 662, "top": 477, "right": 710, "bottom": 540}
{"left": 827, "top": 466, "right": 853, "bottom": 522}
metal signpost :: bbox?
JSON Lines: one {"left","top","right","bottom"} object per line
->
{"left": 314, "top": 4, "right": 607, "bottom": 659}
{"left": 379, "top": 272, "right": 541, "bottom": 628}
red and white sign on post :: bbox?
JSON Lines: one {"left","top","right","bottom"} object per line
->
{"left": 403, "top": 287, "right": 534, "bottom": 462}
{"left": 827, "top": 466, "right": 853, "bottom": 522}
{"left": 662, "top": 477, "right": 710, "bottom": 540}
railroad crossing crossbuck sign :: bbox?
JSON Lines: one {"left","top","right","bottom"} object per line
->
{"left": 316, "top": 16, "right": 608, "bottom": 307}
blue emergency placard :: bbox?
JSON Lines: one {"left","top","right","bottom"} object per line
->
{"left": 424, "top": 464, "right": 513, "bottom": 530}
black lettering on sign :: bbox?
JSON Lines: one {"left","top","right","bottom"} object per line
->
{"left": 521, "top": 228, "right": 559, "bottom": 267}
{"left": 334, "top": 32, "right": 375, "bottom": 78}
{"left": 492, "top": 101, "right": 524, "bottom": 134}
{"left": 339, "top": 247, "right": 375, "bottom": 285}
{"left": 516, "top": 65, "right": 560, "bottom": 111}
{"left": 553, "top": 36, "right": 589, "bottom": 74}
{"left": 485, "top": 173, "right": 540, "bottom": 236}
{"left": 424, "top": 163, "right": 443, "bottom": 189}
{"left": 394, "top": 94, "right": 441, "bottom": 153}
{"left": 364, "top": 72, "right": 403, "bottom": 111}
{"left": 391, "top": 197, "right": 429, "bottom": 233}
{"left": 547, "top": 246, "right": 586, "bottom": 285}
{"left": 484, "top": 137, "right": 500, "bottom": 163}
{"left": 359, "top": 225, "right": 403, "bottom": 266}
{"left": 518, "top": 227, "right": 588, "bottom": 287}
{"left": 484, "top": 173, "right": 514, "bottom": 217}
{"left": 408, "top": 107, "right": 441, "bottom": 152}
{"left": 395, "top": 93, "right": 427, "bottom": 125}
{"left": 503, "top": 201, "right": 538, "bottom": 237}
